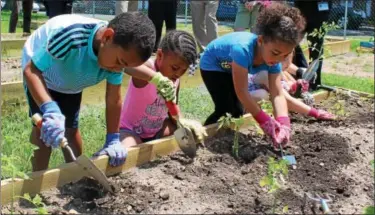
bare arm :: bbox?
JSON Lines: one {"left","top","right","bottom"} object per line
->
{"left": 123, "top": 60, "right": 157, "bottom": 82}
{"left": 23, "top": 61, "right": 53, "bottom": 106}
{"left": 105, "top": 82, "right": 122, "bottom": 134}
{"left": 268, "top": 73, "right": 288, "bottom": 117}
{"left": 232, "top": 62, "right": 262, "bottom": 117}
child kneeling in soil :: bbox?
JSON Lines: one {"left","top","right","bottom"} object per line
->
{"left": 22, "top": 12, "right": 177, "bottom": 169}
{"left": 117, "top": 30, "right": 207, "bottom": 159}
{"left": 247, "top": 71, "right": 335, "bottom": 120}
{"left": 199, "top": 3, "right": 306, "bottom": 149}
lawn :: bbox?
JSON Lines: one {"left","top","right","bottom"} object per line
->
{"left": 1, "top": 10, "right": 48, "bottom": 33}
{"left": 322, "top": 73, "right": 375, "bottom": 94}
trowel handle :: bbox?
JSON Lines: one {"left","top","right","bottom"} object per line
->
{"left": 166, "top": 101, "right": 180, "bottom": 117}
{"left": 31, "top": 113, "right": 69, "bottom": 149}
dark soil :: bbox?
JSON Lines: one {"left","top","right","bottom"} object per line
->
{"left": 3, "top": 92, "right": 374, "bottom": 214}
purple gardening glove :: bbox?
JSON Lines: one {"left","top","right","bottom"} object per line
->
{"left": 254, "top": 110, "right": 280, "bottom": 144}
{"left": 308, "top": 108, "right": 336, "bottom": 121}
{"left": 275, "top": 116, "right": 291, "bottom": 148}
{"left": 94, "top": 133, "right": 128, "bottom": 166}
{"left": 39, "top": 101, "right": 66, "bottom": 149}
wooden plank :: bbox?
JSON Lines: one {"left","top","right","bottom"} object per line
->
{"left": 0, "top": 90, "right": 333, "bottom": 205}
{"left": 1, "top": 39, "right": 27, "bottom": 51}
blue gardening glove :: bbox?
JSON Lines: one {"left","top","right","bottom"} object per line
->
{"left": 39, "top": 101, "right": 65, "bottom": 149}
{"left": 94, "top": 133, "right": 127, "bottom": 166}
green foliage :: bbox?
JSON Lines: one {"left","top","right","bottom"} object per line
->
{"left": 1, "top": 153, "right": 30, "bottom": 180}
{"left": 363, "top": 206, "right": 375, "bottom": 215}
{"left": 305, "top": 22, "right": 340, "bottom": 61}
{"left": 20, "top": 194, "right": 48, "bottom": 215}
{"left": 329, "top": 99, "right": 347, "bottom": 118}
{"left": 217, "top": 113, "right": 244, "bottom": 158}
{"left": 259, "top": 157, "right": 289, "bottom": 213}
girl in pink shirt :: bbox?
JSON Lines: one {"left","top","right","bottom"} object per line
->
{"left": 119, "top": 30, "right": 204, "bottom": 148}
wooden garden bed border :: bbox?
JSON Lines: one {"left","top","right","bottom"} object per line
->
{"left": 0, "top": 89, "right": 369, "bottom": 205}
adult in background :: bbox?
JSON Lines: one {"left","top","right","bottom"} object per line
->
{"left": 148, "top": 0, "right": 178, "bottom": 53}
{"left": 43, "top": 0, "right": 73, "bottom": 19}
{"left": 293, "top": 0, "right": 333, "bottom": 90}
{"left": 190, "top": 0, "right": 219, "bottom": 53}
{"left": 115, "top": 1, "right": 139, "bottom": 15}
{"left": 234, "top": 0, "right": 271, "bottom": 32}
{"left": 9, "top": 0, "right": 33, "bottom": 36}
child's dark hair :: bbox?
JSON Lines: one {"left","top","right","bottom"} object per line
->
{"left": 159, "top": 30, "right": 198, "bottom": 66}
{"left": 108, "top": 12, "right": 156, "bottom": 61}
{"left": 256, "top": 3, "right": 306, "bottom": 46}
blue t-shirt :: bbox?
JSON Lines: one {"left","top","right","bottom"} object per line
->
{"left": 200, "top": 32, "right": 281, "bottom": 75}
{"left": 22, "top": 14, "right": 123, "bottom": 94}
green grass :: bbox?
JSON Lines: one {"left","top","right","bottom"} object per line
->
{"left": 348, "top": 37, "right": 373, "bottom": 52}
{"left": 1, "top": 10, "right": 48, "bottom": 33}
{"left": 0, "top": 87, "right": 213, "bottom": 178}
{"left": 322, "top": 73, "right": 375, "bottom": 94}
{"left": 363, "top": 63, "right": 374, "bottom": 73}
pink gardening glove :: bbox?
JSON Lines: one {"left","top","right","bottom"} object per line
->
{"left": 259, "top": 0, "right": 272, "bottom": 7}
{"left": 254, "top": 110, "right": 280, "bottom": 144}
{"left": 275, "top": 116, "right": 291, "bottom": 148}
{"left": 308, "top": 108, "right": 336, "bottom": 120}
{"left": 289, "top": 79, "right": 309, "bottom": 95}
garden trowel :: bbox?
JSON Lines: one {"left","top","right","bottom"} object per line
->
{"left": 31, "top": 114, "right": 115, "bottom": 193}
{"left": 166, "top": 101, "right": 197, "bottom": 158}
{"left": 302, "top": 59, "right": 320, "bottom": 82}
{"left": 279, "top": 144, "right": 296, "bottom": 168}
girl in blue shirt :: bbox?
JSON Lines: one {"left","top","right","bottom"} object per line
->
{"left": 199, "top": 3, "right": 306, "bottom": 149}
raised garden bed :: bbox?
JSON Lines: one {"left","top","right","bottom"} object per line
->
{"left": 302, "top": 37, "right": 351, "bottom": 58}
{"left": 1, "top": 90, "right": 374, "bottom": 214}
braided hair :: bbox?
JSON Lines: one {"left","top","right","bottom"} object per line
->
{"left": 159, "top": 30, "right": 199, "bottom": 75}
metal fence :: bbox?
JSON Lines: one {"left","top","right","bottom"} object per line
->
{"left": 71, "top": 0, "right": 375, "bottom": 38}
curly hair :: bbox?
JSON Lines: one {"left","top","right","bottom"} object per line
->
{"left": 256, "top": 3, "right": 306, "bottom": 46}
{"left": 108, "top": 12, "right": 156, "bottom": 62}
{"left": 159, "top": 30, "right": 198, "bottom": 66}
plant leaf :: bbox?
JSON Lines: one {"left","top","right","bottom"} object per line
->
{"left": 282, "top": 205, "right": 289, "bottom": 214}
{"left": 37, "top": 207, "right": 49, "bottom": 215}
{"left": 33, "top": 194, "right": 43, "bottom": 205}
{"left": 23, "top": 193, "right": 32, "bottom": 201}
{"left": 363, "top": 206, "right": 375, "bottom": 215}
{"left": 259, "top": 176, "right": 270, "bottom": 187}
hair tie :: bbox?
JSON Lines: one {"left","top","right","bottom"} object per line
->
{"left": 188, "top": 58, "right": 200, "bottom": 76}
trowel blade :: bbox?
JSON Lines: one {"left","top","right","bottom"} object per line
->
{"left": 174, "top": 127, "right": 197, "bottom": 158}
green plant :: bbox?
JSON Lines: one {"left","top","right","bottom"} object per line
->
{"left": 306, "top": 22, "right": 340, "bottom": 60}
{"left": 1, "top": 152, "right": 32, "bottom": 214}
{"left": 18, "top": 194, "right": 48, "bottom": 215}
{"left": 217, "top": 113, "right": 244, "bottom": 158}
{"left": 259, "top": 157, "right": 289, "bottom": 214}
{"left": 329, "top": 99, "right": 347, "bottom": 118}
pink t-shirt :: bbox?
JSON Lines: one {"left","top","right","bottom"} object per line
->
{"left": 120, "top": 58, "right": 179, "bottom": 139}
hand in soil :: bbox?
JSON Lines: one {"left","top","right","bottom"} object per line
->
{"left": 308, "top": 108, "right": 336, "bottom": 121}
{"left": 315, "top": 109, "right": 336, "bottom": 121}
{"left": 275, "top": 116, "right": 291, "bottom": 148}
